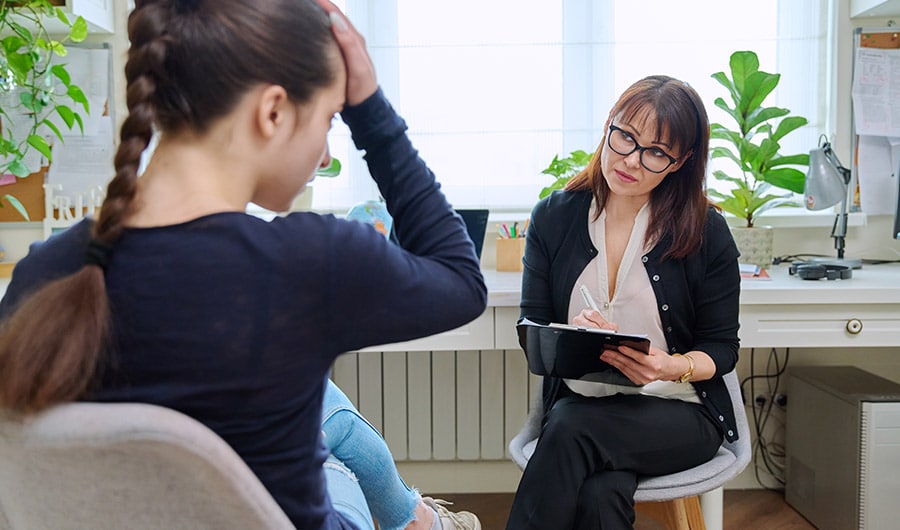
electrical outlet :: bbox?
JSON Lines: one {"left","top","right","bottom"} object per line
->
{"left": 774, "top": 393, "right": 788, "bottom": 407}
{"left": 754, "top": 393, "right": 768, "bottom": 407}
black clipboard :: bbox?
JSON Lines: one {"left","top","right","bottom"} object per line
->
{"left": 516, "top": 318, "right": 651, "bottom": 386}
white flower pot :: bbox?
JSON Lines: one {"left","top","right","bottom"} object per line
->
{"left": 730, "top": 226, "right": 774, "bottom": 268}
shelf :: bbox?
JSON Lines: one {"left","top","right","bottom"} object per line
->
{"left": 851, "top": 0, "right": 900, "bottom": 17}
{"left": 5, "top": 0, "right": 114, "bottom": 35}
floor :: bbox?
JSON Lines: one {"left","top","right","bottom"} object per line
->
{"left": 428, "top": 489, "right": 815, "bottom": 530}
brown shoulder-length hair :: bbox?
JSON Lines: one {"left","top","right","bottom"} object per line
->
{"left": 566, "top": 75, "right": 712, "bottom": 260}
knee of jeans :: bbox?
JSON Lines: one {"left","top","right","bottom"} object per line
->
{"left": 323, "top": 455, "right": 359, "bottom": 483}
{"left": 322, "top": 406, "right": 377, "bottom": 447}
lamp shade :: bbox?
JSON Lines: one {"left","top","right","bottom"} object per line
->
{"left": 805, "top": 146, "right": 848, "bottom": 210}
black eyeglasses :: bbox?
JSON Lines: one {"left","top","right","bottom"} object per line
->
{"left": 607, "top": 125, "right": 678, "bottom": 174}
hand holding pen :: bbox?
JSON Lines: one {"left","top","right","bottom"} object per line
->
{"left": 574, "top": 284, "right": 618, "bottom": 331}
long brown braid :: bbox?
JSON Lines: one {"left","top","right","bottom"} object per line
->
{"left": 0, "top": 0, "right": 336, "bottom": 414}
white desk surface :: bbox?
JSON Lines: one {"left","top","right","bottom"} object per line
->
{"left": 2, "top": 263, "right": 897, "bottom": 307}
{"left": 484, "top": 263, "right": 900, "bottom": 308}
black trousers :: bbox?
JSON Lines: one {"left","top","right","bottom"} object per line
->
{"left": 505, "top": 390, "right": 723, "bottom": 530}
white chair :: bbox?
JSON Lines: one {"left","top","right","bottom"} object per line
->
{"left": 508, "top": 370, "right": 751, "bottom": 530}
{"left": 0, "top": 402, "right": 294, "bottom": 530}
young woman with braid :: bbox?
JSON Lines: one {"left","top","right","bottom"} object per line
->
{"left": 0, "top": 1, "right": 485, "bottom": 529}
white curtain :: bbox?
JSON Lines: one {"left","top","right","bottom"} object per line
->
{"left": 313, "top": 0, "right": 830, "bottom": 213}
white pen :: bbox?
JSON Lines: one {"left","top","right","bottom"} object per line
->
{"left": 579, "top": 284, "right": 600, "bottom": 312}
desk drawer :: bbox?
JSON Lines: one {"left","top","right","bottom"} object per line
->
{"left": 740, "top": 304, "right": 900, "bottom": 348}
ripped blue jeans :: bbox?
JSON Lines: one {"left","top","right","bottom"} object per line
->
{"left": 322, "top": 379, "right": 420, "bottom": 530}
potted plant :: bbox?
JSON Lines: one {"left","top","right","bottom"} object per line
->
{"left": 0, "top": 0, "right": 89, "bottom": 220}
{"left": 539, "top": 149, "right": 592, "bottom": 199}
{"left": 708, "top": 50, "right": 810, "bottom": 267}
{"left": 290, "top": 158, "right": 342, "bottom": 211}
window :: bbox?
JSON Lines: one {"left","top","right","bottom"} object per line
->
{"left": 312, "top": 0, "right": 831, "bottom": 214}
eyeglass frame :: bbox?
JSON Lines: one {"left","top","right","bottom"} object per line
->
{"left": 606, "top": 125, "right": 679, "bottom": 174}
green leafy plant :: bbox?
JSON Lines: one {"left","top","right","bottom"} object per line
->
{"left": 539, "top": 149, "right": 592, "bottom": 199}
{"left": 0, "top": 0, "right": 89, "bottom": 220}
{"left": 315, "top": 157, "right": 341, "bottom": 177}
{"left": 708, "top": 50, "right": 809, "bottom": 228}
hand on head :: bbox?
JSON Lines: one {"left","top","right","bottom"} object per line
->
{"left": 315, "top": 0, "right": 378, "bottom": 106}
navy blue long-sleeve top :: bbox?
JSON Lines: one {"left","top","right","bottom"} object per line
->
{"left": 0, "top": 89, "right": 488, "bottom": 529}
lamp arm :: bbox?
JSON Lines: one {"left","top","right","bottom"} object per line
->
{"left": 830, "top": 165, "right": 852, "bottom": 259}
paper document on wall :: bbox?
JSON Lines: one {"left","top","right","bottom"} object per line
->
{"left": 851, "top": 47, "right": 900, "bottom": 138}
{"left": 857, "top": 135, "right": 900, "bottom": 215}
{"left": 46, "top": 47, "right": 114, "bottom": 205}
{"left": 48, "top": 116, "right": 114, "bottom": 199}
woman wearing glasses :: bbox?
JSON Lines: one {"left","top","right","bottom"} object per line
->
{"left": 506, "top": 76, "right": 741, "bottom": 529}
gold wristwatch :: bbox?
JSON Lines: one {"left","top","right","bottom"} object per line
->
{"left": 672, "top": 353, "right": 694, "bottom": 383}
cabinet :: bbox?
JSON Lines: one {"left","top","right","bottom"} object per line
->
{"left": 851, "top": 0, "right": 900, "bottom": 17}
{"left": 65, "top": 0, "right": 114, "bottom": 33}
{"left": 738, "top": 264, "right": 900, "bottom": 348}
{"left": 8, "top": 0, "right": 114, "bottom": 34}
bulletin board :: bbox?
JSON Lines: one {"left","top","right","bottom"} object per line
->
{"left": 0, "top": 167, "right": 47, "bottom": 222}
{"left": 850, "top": 26, "right": 900, "bottom": 239}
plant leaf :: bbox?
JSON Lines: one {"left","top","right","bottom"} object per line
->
{"left": 744, "top": 106, "right": 789, "bottom": 132}
{"left": 315, "top": 157, "right": 342, "bottom": 177}
{"left": 54, "top": 7, "right": 72, "bottom": 26}
{"left": 26, "top": 133, "right": 51, "bottom": 160}
{"left": 760, "top": 167, "right": 806, "bottom": 194}
{"left": 729, "top": 51, "right": 760, "bottom": 97}
{"left": 73, "top": 112, "right": 85, "bottom": 134}
{"left": 41, "top": 117, "right": 63, "bottom": 141}
{"left": 50, "top": 64, "right": 71, "bottom": 86}
{"left": 67, "top": 85, "right": 89, "bottom": 111}
{"left": 7, "top": 159, "right": 31, "bottom": 178}
{"left": 2, "top": 193, "right": 31, "bottom": 221}
{"left": 770, "top": 115, "right": 808, "bottom": 142}
{"left": 1, "top": 35, "right": 26, "bottom": 55}
{"left": 70, "top": 17, "right": 88, "bottom": 42}
{"left": 741, "top": 71, "right": 779, "bottom": 117}
{"left": 768, "top": 153, "right": 809, "bottom": 167}
{"left": 55, "top": 104, "right": 76, "bottom": 128}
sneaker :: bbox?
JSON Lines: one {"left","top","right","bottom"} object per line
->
{"left": 422, "top": 497, "right": 482, "bottom": 530}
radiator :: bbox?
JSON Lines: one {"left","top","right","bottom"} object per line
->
{"left": 332, "top": 349, "right": 539, "bottom": 462}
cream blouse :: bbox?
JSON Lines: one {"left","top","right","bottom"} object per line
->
{"left": 563, "top": 201, "right": 701, "bottom": 403}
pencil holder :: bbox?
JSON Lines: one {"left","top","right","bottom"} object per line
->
{"left": 496, "top": 237, "right": 526, "bottom": 272}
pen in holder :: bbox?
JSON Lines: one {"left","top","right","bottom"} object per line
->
{"left": 496, "top": 237, "right": 526, "bottom": 272}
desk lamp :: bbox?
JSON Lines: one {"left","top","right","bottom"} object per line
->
{"left": 804, "top": 137, "right": 863, "bottom": 268}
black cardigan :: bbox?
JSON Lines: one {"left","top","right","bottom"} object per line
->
{"left": 520, "top": 190, "right": 742, "bottom": 441}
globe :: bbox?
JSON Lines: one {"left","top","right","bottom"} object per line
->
{"left": 345, "top": 200, "right": 393, "bottom": 239}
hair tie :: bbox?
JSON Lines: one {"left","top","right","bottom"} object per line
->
{"left": 84, "top": 240, "right": 114, "bottom": 271}
{"left": 175, "top": 0, "right": 200, "bottom": 13}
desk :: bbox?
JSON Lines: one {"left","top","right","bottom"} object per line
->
{"left": 738, "top": 264, "right": 900, "bottom": 348}
{"left": 347, "top": 263, "right": 900, "bottom": 494}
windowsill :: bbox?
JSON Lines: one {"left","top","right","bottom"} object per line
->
{"left": 0, "top": 209, "right": 868, "bottom": 232}
{"left": 724, "top": 210, "right": 867, "bottom": 229}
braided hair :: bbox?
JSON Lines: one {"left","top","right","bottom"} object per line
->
{"left": 0, "top": 0, "right": 336, "bottom": 413}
